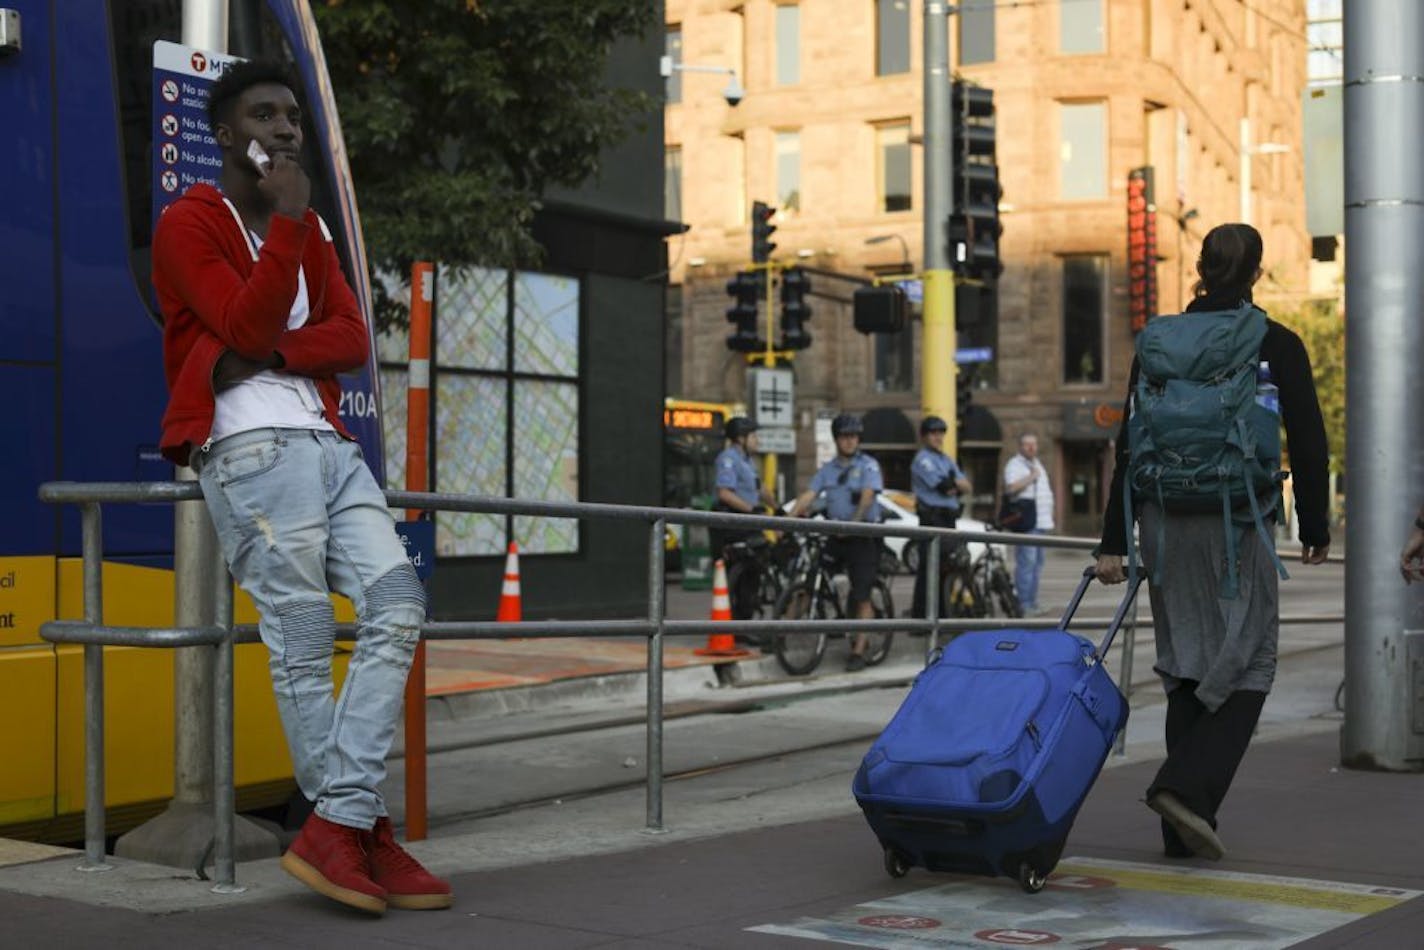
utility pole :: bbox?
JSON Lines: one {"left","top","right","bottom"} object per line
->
{"left": 1341, "top": 0, "right": 1424, "bottom": 772}
{"left": 922, "top": 2, "right": 956, "bottom": 453}
{"left": 118, "top": 0, "right": 280, "bottom": 867}
{"left": 761, "top": 264, "right": 779, "bottom": 496}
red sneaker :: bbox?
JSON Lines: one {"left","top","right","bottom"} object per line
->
{"left": 280, "top": 813, "right": 387, "bottom": 915}
{"left": 365, "top": 817, "right": 453, "bottom": 910}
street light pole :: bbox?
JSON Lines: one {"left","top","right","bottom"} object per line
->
{"left": 922, "top": 1, "right": 956, "bottom": 453}
{"left": 1342, "top": 0, "right": 1424, "bottom": 772}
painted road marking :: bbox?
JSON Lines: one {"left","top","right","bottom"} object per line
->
{"left": 750, "top": 856, "right": 1421, "bottom": 949}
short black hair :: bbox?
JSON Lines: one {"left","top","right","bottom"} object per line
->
{"left": 207, "top": 59, "right": 300, "bottom": 129}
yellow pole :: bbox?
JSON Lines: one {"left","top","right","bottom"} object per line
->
{"left": 922, "top": 268, "right": 957, "bottom": 456}
{"left": 761, "top": 264, "right": 778, "bottom": 497}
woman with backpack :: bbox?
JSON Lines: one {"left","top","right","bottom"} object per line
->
{"left": 1094, "top": 223, "right": 1332, "bottom": 861}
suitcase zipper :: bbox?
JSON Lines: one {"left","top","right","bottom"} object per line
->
{"left": 1025, "top": 719, "right": 1042, "bottom": 752}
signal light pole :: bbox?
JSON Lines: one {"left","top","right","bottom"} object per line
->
{"left": 922, "top": 1, "right": 957, "bottom": 454}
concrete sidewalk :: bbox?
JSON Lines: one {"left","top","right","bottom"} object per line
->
{"left": 0, "top": 727, "right": 1418, "bottom": 948}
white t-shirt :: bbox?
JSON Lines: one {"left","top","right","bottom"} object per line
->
{"left": 1003, "top": 453, "right": 1056, "bottom": 531}
{"left": 209, "top": 229, "right": 335, "bottom": 442}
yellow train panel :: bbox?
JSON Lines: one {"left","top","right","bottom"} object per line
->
{"left": 0, "top": 648, "right": 57, "bottom": 826}
{"left": 52, "top": 559, "right": 356, "bottom": 814}
{"left": 0, "top": 556, "right": 56, "bottom": 648}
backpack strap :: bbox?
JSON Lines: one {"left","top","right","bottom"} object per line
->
{"left": 1239, "top": 416, "right": 1291, "bottom": 583}
{"left": 1219, "top": 478, "right": 1241, "bottom": 599}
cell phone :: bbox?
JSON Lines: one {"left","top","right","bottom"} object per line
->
{"left": 247, "top": 140, "right": 271, "bottom": 176}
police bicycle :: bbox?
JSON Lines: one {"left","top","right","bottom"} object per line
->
{"left": 938, "top": 523, "right": 1022, "bottom": 622}
{"left": 771, "top": 531, "right": 896, "bottom": 676}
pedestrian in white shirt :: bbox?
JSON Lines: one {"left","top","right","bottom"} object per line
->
{"left": 1002, "top": 433, "right": 1056, "bottom": 614}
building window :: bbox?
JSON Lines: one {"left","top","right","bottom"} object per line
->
{"left": 1060, "top": 102, "right": 1107, "bottom": 200}
{"left": 775, "top": 131, "right": 801, "bottom": 211}
{"left": 1061, "top": 0, "right": 1105, "bottom": 54}
{"left": 380, "top": 267, "right": 582, "bottom": 556}
{"left": 1062, "top": 255, "right": 1106, "bottom": 384}
{"left": 776, "top": 5, "right": 800, "bottom": 86}
{"left": 666, "top": 26, "right": 683, "bottom": 102}
{"left": 959, "top": 1, "right": 995, "bottom": 65}
{"left": 876, "top": 0, "right": 910, "bottom": 75}
{"left": 873, "top": 327, "right": 914, "bottom": 393}
{"left": 877, "top": 122, "right": 912, "bottom": 212}
{"left": 665, "top": 147, "right": 682, "bottom": 222}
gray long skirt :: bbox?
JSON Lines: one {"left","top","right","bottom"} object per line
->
{"left": 1138, "top": 503, "right": 1280, "bottom": 712}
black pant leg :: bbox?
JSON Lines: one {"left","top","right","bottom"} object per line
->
{"left": 1157, "top": 681, "right": 1208, "bottom": 852}
{"left": 911, "top": 509, "right": 954, "bottom": 618}
{"left": 1150, "top": 687, "right": 1267, "bottom": 826}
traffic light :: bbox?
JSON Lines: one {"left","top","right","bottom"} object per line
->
{"left": 852, "top": 284, "right": 909, "bottom": 334}
{"left": 779, "top": 266, "right": 813, "bottom": 350}
{"left": 725, "top": 270, "right": 765, "bottom": 352}
{"left": 948, "top": 81, "right": 1004, "bottom": 281}
{"left": 751, "top": 200, "right": 777, "bottom": 264}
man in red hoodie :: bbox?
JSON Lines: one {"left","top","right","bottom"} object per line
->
{"left": 152, "top": 60, "right": 450, "bottom": 916}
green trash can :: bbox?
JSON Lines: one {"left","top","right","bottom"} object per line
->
{"left": 680, "top": 494, "right": 715, "bottom": 591}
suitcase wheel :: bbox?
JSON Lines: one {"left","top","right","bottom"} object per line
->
{"left": 883, "top": 848, "right": 911, "bottom": 879}
{"left": 1017, "top": 863, "right": 1047, "bottom": 894}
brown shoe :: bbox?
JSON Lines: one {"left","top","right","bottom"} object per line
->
{"left": 1146, "top": 790, "right": 1224, "bottom": 860}
{"left": 365, "top": 817, "right": 453, "bottom": 910}
{"left": 280, "top": 813, "right": 387, "bottom": 915}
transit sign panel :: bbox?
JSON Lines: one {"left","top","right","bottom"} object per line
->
{"left": 152, "top": 40, "right": 242, "bottom": 229}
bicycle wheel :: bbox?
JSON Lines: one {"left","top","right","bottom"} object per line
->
{"left": 773, "top": 581, "right": 830, "bottom": 675}
{"left": 989, "top": 565, "right": 1023, "bottom": 618}
{"left": 941, "top": 570, "right": 983, "bottom": 619}
{"left": 862, "top": 580, "right": 896, "bottom": 666}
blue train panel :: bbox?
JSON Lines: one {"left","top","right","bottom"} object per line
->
{"left": 0, "top": 0, "right": 55, "bottom": 365}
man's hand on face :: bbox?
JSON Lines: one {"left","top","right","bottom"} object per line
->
{"left": 257, "top": 152, "right": 311, "bottom": 220}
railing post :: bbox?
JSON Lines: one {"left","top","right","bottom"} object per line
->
{"left": 925, "top": 535, "right": 941, "bottom": 662}
{"left": 78, "top": 503, "right": 112, "bottom": 872}
{"left": 645, "top": 517, "right": 667, "bottom": 833}
{"left": 211, "top": 561, "right": 243, "bottom": 892}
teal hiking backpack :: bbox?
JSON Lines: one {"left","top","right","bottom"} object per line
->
{"left": 1124, "top": 302, "right": 1289, "bottom": 597}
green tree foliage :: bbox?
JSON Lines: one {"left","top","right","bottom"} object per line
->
{"left": 1274, "top": 299, "right": 1345, "bottom": 474}
{"left": 313, "top": 0, "right": 658, "bottom": 328}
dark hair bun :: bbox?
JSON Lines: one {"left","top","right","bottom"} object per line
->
{"left": 1194, "top": 223, "right": 1263, "bottom": 301}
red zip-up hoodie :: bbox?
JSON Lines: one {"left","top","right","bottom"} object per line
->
{"left": 152, "top": 183, "right": 368, "bottom": 465}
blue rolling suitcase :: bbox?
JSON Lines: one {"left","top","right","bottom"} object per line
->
{"left": 853, "top": 568, "right": 1143, "bottom": 893}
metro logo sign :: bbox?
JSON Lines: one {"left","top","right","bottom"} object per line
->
{"left": 1127, "top": 166, "right": 1158, "bottom": 334}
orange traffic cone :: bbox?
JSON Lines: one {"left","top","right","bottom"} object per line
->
{"left": 695, "top": 559, "right": 751, "bottom": 658}
{"left": 496, "top": 542, "right": 522, "bottom": 622}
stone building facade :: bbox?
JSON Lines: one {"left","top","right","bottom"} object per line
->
{"left": 664, "top": 0, "right": 1309, "bottom": 537}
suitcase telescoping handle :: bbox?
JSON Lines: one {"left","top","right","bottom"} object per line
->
{"left": 1058, "top": 565, "right": 1145, "bottom": 663}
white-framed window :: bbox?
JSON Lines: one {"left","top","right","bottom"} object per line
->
{"left": 775, "top": 131, "right": 801, "bottom": 211}
{"left": 776, "top": 4, "right": 800, "bottom": 85}
{"left": 876, "top": 0, "right": 910, "bottom": 75}
{"left": 1062, "top": 255, "right": 1107, "bottom": 384}
{"left": 1061, "top": 0, "right": 1105, "bottom": 54}
{"left": 1060, "top": 101, "right": 1108, "bottom": 200}
{"left": 877, "top": 122, "right": 912, "bottom": 212}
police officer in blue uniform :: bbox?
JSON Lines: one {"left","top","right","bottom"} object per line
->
{"left": 909, "top": 415, "right": 972, "bottom": 618}
{"left": 792, "top": 413, "right": 883, "bottom": 671}
{"left": 710, "top": 417, "right": 776, "bottom": 618}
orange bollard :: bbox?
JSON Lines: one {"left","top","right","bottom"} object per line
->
{"left": 695, "top": 559, "right": 752, "bottom": 657}
{"left": 497, "top": 542, "right": 523, "bottom": 622}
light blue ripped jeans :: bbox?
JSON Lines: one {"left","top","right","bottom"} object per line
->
{"left": 194, "top": 427, "right": 425, "bottom": 830}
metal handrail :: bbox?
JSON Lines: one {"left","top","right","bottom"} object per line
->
{"left": 37, "top": 480, "right": 1346, "bottom": 891}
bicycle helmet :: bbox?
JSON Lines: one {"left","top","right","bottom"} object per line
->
{"left": 724, "top": 416, "right": 758, "bottom": 440}
{"left": 830, "top": 413, "right": 863, "bottom": 438}
{"left": 919, "top": 415, "right": 949, "bottom": 435}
